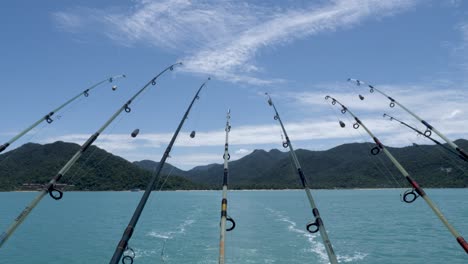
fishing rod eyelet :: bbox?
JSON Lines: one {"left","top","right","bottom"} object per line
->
{"left": 306, "top": 220, "right": 320, "bottom": 233}
{"left": 369, "top": 88, "right": 374, "bottom": 93}
{"left": 274, "top": 115, "right": 279, "bottom": 120}
{"left": 283, "top": 141, "right": 289, "bottom": 148}
{"left": 109, "top": 77, "right": 113, "bottom": 83}
{"left": 226, "top": 216, "right": 236, "bottom": 231}
{"left": 370, "top": 146, "right": 380, "bottom": 155}
{"left": 48, "top": 186, "right": 63, "bottom": 200}
{"left": 341, "top": 108, "right": 347, "bottom": 114}
{"left": 353, "top": 123, "right": 360, "bottom": 129}
{"left": 169, "top": 66, "right": 174, "bottom": 71}
{"left": 389, "top": 102, "right": 395, "bottom": 108}
{"left": 223, "top": 153, "right": 231, "bottom": 160}
{"left": 424, "top": 129, "right": 432, "bottom": 137}
{"left": 45, "top": 116, "right": 54, "bottom": 124}
{"left": 151, "top": 79, "right": 156, "bottom": 86}
{"left": 401, "top": 189, "right": 419, "bottom": 203}
{"left": 331, "top": 100, "right": 336, "bottom": 105}
{"left": 122, "top": 246, "right": 135, "bottom": 264}
{"left": 324, "top": 96, "right": 330, "bottom": 100}
{"left": 124, "top": 105, "right": 131, "bottom": 113}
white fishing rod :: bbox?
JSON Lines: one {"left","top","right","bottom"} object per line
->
{"left": 0, "top": 74, "right": 126, "bottom": 153}
{"left": 265, "top": 93, "right": 338, "bottom": 264}
{"left": 325, "top": 95, "right": 468, "bottom": 254}
{"left": 219, "top": 109, "right": 235, "bottom": 264}
{"left": 348, "top": 78, "right": 468, "bottom": 161}
{"left": 0, "top": 63, "right": 181, "bottom": 249}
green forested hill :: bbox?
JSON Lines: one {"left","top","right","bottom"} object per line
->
{"left": 1, "top": 140, "right": 467, "bottom": 191}
{"left": 0, "top": 141, "right": 201, "bottom": 191}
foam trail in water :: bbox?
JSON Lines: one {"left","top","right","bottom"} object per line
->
{"left": 266, "top": 208, "right": 367, "bottom": 263}
{"left": 147, "top": 219, "right": 195, "bottom": 240}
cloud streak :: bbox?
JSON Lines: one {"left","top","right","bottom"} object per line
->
{"left": 52, "top": 0, "right": 418, "bottom": 84}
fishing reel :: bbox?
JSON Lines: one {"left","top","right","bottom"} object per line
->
{"left": 401, "top": 189, "right": 419, "bottom": 203}
{"left": 122, "top": 246, "right": 135, "bottom": 264}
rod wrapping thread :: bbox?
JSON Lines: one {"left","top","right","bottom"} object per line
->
{"left": 457, "top": 237, "right": 468, "bottom": 253}
{"left": 81, "top": 133, "right": 100, "bottom": 152}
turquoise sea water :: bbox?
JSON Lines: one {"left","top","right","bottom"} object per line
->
{"left": 1, "top": 189, "right": 467, "bottom": 263}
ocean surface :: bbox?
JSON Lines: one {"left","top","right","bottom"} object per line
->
{"left": 1, "top": 189, "right": 467, "bottom": 263}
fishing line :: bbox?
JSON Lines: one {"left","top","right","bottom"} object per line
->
{"left": 265, "top": 93, "right": 338, "bottom": 264}
{"left": 60, "top": 109, "right": 129, "bottom": 191}
{"left": 109, "top": 77, "right": 211, "bottom": 264}
{"left": 0, "top": 75, "right": 126, "bottom": 154}
{"left": 348, "top": 78, "right": 468, "bottom": 162}
{"left": 325, "top": 95, "right": 468, "bottom": 254}
{"left": 326, "top": 99, "right": 403, "bottom": 188}
{"left": 0, "top": 63, "right": 181, "bottom": 249}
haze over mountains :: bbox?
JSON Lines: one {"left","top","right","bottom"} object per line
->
{"left": 0, "top": 139, "right": 467, "bottom": 191}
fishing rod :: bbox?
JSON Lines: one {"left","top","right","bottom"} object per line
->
{"left": 109, "top": 77, "right": 210, "bottom": 264}
{"left": 383, "top": 113, "right": 467, "bottom": 162}
{"left": 348, "top": 78, "right": 468, "bottom": 161}
{"left": 0, "top": 63, "right": 181, "bottom": 249}
{"left": 265, "top": 93, "right": 338, "bottom": 264}
{"left": 0, "top": 74, "right": 126, "bottom": 153}
{"left": 219, "top": 109, "right": 235, "bottom": 264}
{"left": 325, "top": 95, "right": 468, "bottom": 254}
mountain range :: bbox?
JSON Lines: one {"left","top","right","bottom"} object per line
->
{"left": 0, "top": 139, "right": 467, "bottom": 191}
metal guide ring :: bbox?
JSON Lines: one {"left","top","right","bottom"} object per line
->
{"left": 306, "top": 220, "right": 319, "bottom": 233}
{"left": 402, "top": 189, "right": 419, "bottom": 203}
{"left": 370, "top": 146, "right": 380, "bottom": 155}
{"left": 353, "top": 123, "right": 360, "bottom": 129}
{"left": 226, "top": 217, "right": 236, "bottom": 231}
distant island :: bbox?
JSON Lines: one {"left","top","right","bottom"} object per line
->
{"left": 0, "top": 139, "right": 467, "bottom": 191}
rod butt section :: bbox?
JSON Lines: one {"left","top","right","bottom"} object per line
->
{"left": 457, "top": 237, "right": 468, "bottom": 254}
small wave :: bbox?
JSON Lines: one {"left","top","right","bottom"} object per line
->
{"left": 266, "top": 208, "right": 367, "bottom": 263}
{"left": 147, "top": 218, "right": 196, "bottom": 240}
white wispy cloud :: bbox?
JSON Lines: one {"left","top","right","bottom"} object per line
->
{"left": 52, "top": 0, "right": 418, "bottom": 84}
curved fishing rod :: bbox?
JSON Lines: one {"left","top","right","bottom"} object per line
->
{"left": 325, "top": 95, "right": 468, "bottom": 254}
{"left": 383, "top": 113, "right": 467, "bottom": 162}
{"left": 219, "top": 109, "right": 235, "bottom": 264}
{"left": 109, "top": 77, "right": 210, "bottom": 264}
{"left": 0, "top": 74, "right": 126, "bottom": 153}
{"left": 265, "top": 93, "right": 338, "bottom": 264}
{"left": 348, "top": 78, "right": 468, "bottom": 162}
{"left": 0, "top": 63, "right": 181, "bottom": 249}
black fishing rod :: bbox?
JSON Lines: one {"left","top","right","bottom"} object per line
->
{"left": 219, "top": 109, "right": 235, "bottom": 264}
{"left": 348, "top": 78, "right": 468, "bottom": 161}
{"left": 109, "top": 77, "right": 210, "bottom": 264}
{"left": 0, "top": 74, "right": 126, "bottom": 153}
{"left": 265, "top": 93, "right": 338, "bottom": 264}
{"left": 325, "top": 95, "right": 468, "bottom": 254}
{"left": 0, "top": 63, "right": 181, "bottom": 249}
{"left": 383, "top": 113, "right": 467, "bottom": 162}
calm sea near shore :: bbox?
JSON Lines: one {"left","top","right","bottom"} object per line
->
{"left": 1, "top": 189, "right": 467, "bottom": 263}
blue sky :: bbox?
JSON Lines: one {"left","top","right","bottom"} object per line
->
{"left": 1, "top": 0, "right": 467, "bottom": 169}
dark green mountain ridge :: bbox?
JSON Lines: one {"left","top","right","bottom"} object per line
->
{"left": 0, "top": 139, "right": 467, "bottom": 191}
